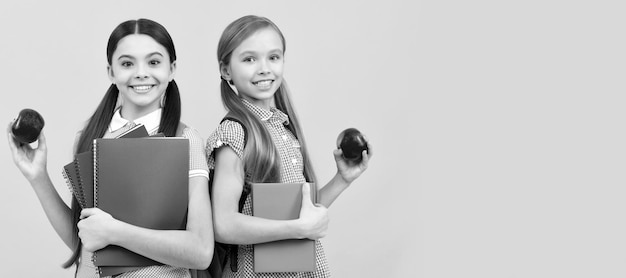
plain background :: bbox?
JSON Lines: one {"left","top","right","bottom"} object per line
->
{"left": 0, "top": 1, "right": 624, "bottom": 277}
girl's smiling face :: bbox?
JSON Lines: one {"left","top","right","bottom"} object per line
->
{"left": 108, "top": 34, "right": 176, "bottom": 118}
{"left": 222, "top": 27, "right": 284, "bottom": 109}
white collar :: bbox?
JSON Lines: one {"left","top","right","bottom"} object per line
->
{"left": 109, "top": 108, "right": 162, "bottom": 134}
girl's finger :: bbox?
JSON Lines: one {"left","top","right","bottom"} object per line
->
{"left": 332, "top": 148, "right": 343, "bottom": 160}
{"left": 80, "top": 208, "right": 95, "bottom": 219}
{"left": 360, "top": 149, "right": 370, "bottom": 167}
{"left": 301, "top": 183, "right": 313, "bottom": 206}
{"left": 37, "top": 130, "right": 47, "bottom": 152}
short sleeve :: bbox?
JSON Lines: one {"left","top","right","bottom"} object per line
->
{"left": 205, "top": 120, "right": 245, "bottom": 169}
{"left": 181, "top": 126, "right": 210, "bottom": 180}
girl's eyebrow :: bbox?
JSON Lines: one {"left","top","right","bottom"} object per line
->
{"left": 117, "top": 52, "right": 164, "bottom": 60}
{"left": 238, "top": 49, "right": 283, "bottom": 57}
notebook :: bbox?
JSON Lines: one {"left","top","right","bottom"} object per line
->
{"left": 62, "top": 159, "right": 84, "bottom": 207}
{"left": 92, "top": 137, "right": 189, "bottom": 270}
{"left": 251, "top": 182, "right": 317, "bottom": 273}
{"left": 62, "top": 125, "right": 149, "bottom": 208}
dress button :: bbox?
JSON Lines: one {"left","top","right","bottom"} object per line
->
{"left": 282, "top": 135, "right": 288, "bottom": 141}
{"left": 216, "top": 139, "right": 223, "bottom": 147}
{"left": 292, "top": 158, "right": 297, "bottom": 165}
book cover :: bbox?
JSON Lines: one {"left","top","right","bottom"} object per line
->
{"left": 62, "top": 124, "right": 149, "bottom": 209}
{"left": 62, "top": 160, "right": 84, "bottom": 208}
{"left": 92, "top": 137, "right": 189, "bottom": 269}
{"left": 251, "top": 182, "right": 317, "bottom": 273}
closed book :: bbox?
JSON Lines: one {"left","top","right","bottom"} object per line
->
{"left": 75, "top": 150, "right": 94, "bottom": 208}
{"left": 62, "top": 124, "right": 149, "bottom": 209}
{"left": 62, "top": 160, "right": 84, "bottom": 208}
{"left": 92, "top": 137, "right": 189, "bottom": 270}
{"left": 251, "top": 182, "right": 316, "bottom": 273}
{"left": 117, "top": 124, "right": 150, "bottom": 139}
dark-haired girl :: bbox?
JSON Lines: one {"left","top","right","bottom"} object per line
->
{"left": 7, "top": 19, "right": 213, "bottom": 278}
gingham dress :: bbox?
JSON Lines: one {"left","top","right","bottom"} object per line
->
{"left": 74, "top": 110, "right": 209, "bottom": 278}
{"left": 205, "top": 99, "right": 331, "bottom": 278}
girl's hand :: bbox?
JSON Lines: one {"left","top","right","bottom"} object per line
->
{"left": 334, "top": 136, "right": 373, "bottom": 184}
{"left": 297, "top": 183, "right": 329, "bottom": 240}
{"left": 7, "top": 121, "right": 48, "bottom": 183}
{"left": 78, "top": 208, "right": 118, "bottom": 252}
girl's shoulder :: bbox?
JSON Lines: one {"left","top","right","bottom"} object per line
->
{"left": 205, "top": 119, "right": 246, "bottom": 159}
{"left": 176, "top": 121, "right": 202, "bottom": 139}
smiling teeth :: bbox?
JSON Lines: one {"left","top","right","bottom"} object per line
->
{"left": 254, "top": 80, "right": 272, "bottom": 86}
{"left": 133, "top": 85, "right": 152, "bottom": 92}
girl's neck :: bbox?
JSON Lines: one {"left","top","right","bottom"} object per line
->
{"left": 119, "top": 105, "right": 159, "bottom": 121}
{"left": 241, "top": 95, "right": 273, "bottom": 110}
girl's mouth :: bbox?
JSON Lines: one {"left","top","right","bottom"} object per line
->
{"left": 253, "top": 80, "right": 273, "bottom": 89}
{"left": 130, "top": 85, "right": 155, "bottom": 93}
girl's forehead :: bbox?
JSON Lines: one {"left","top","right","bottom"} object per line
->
{"left": 113, "top": 34, "right": 169, "bottom": 58}
{"left": 234, "top": 28, "right": 284, "bottom": 54}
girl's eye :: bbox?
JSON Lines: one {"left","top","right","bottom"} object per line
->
{"left": 121, "top": 61, "right": 133, "bottom": 67}
{"left": 149, "top": 60, "right": 161, "bottom": 66}
{"left": 270, "top": 54, "right": 281, "bottom": 61}
{"left": 243, "top": 57, "right": 256, "bottom": 63}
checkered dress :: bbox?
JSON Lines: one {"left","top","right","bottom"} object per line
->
{"left": 74, "top": 122, "right": 208, "bottom": 278}
{"left": 205, "top": 99, "right": 331, "bottom": 278}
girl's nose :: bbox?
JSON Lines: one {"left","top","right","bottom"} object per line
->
{"left": 135, "top": 64, "right": 149, "bottom": 79}
{"left": 258, "top": 59, "right": 270, "bottom": 75}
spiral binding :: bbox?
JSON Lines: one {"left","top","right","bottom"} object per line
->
{"left": 93, "top": 139, "right": 99, "bottom": 208}
{"left": 92, "top": 252, "right": 99, "bottom": 275}
{"left": 61, "top": 168, "right": 75, "bottom": 200}
{"left": 73, "top": 159, "right": 86, "bottom": 208}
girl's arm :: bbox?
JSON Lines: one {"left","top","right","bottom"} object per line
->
{"left": 318, "top": 142, "right": 373, "bottom": 208}
{"left": 6, "top": 124, "right": 76, "bottom": 249}
{"left": 78, "top": 175, "right": 214, "bottom": 270}
{"left": 212, "top": 146, "right": 328, "bottom": 245}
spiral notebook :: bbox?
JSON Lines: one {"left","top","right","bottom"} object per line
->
{"left": 60, "top": 125, "right": 189, "bottom": 277}
{"left": 62, "top": 124, "right": 149, "bottom": 208}
{"left": 92, "top": 137, "right": 189, "bottom": 272}
{"left": 251, "top": 182, "right": 317, "bottom": 272}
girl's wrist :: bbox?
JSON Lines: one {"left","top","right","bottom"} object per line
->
{"left": 105, "top": 218, "right": 124, "bottom": 246}
{"left": 29, "top": 172, "right": 52, "bottom": 190}
{"left": 335, "top": 171, "right": 352, "bottom": 186}
{"left": 290, "top": 218, "right": 307, "bottom": 239}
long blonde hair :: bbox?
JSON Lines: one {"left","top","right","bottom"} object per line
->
{"left": 217, "top": 15, "right": 316, "bottom": 184}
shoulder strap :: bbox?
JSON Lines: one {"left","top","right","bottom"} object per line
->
{"left": 221, "top": 111, "right": 247, "bottom": 145}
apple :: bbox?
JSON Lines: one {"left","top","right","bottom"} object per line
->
{"left": 337, "top": 128, "right": 369, "bottom": 163}
{"left": 11, "top": 108, "right": 45, "bottom": 144}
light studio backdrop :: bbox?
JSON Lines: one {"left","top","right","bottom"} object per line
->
{"left": 0, "top": 1, "right": 623, "bottom": 277}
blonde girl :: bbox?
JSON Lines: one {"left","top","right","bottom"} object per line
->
{"left": 207, "top": 15, "right": 372, "bottom": 277}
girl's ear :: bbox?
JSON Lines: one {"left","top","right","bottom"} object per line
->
{"left": 220, "top": 62, "right": 231, "bottom": 81}
{"left": 169, "top": 61, "right": 177, "bottom": 82}
{"left": 107, "top": 65, "right": 115, "bottom": 83}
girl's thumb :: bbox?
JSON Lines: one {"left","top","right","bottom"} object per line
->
{"left": 301, "top": 183, "right": 312, "bottom": 206}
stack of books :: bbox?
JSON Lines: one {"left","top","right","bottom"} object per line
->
{"left": 62, "top": 125, "right": 189, "bottom": 277}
